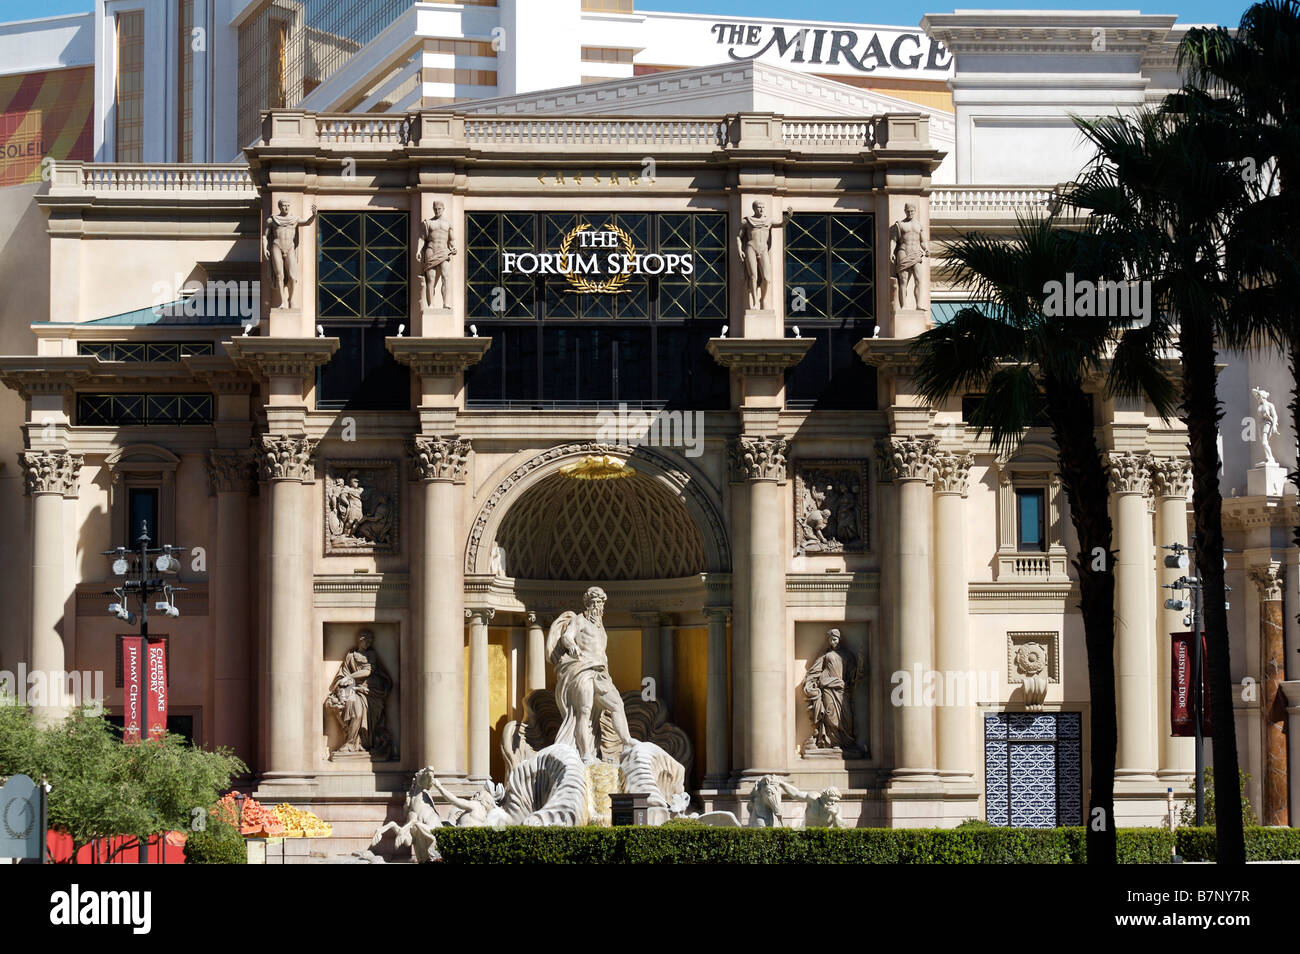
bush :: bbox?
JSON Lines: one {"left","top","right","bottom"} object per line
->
{"left": 1176, "top": 826, "right": 1300, "bottom": 862}
{"left": 1178, "top": 768, "right": 1258, "bottom": 826}
{"left": 435, "top": 826, "right": 1174, "bottom": 864}
{"left": 184, "top": 818, "right": 247, "bottom": 865}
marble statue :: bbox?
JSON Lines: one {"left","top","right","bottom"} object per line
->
{"left": 803, "top": 628, "right": 864, "bottom": 756}
{"left": 325, "top": 469, "right": 396, "bottom": 551}
{"left": 325, "top": 630, "right": 394, "bottom": 760}
{"left": 263, "top": 199, "right": 317, "bottom": 310}
{"left": 1252, "top": 387, "right": 1280, "bottom": 467}
{"left": 889, "top": 202, "right": 928, "bottom": 310}
{"left": 418, "top": 200, "right": 456, "bottom": 309}
{"left": 746, "top": 774, "right": 788, "bottom": 828}
{"left": 430, "top": 778, "right": 509, "bottom": 828}
{"left": 545, "top": 586, "right": 636, "bottom": 764}
{"left": 779, "top": 782, "right": 845, "bottom": 828}
{"left": 368, "top": 766, "right": 442, "bottom": 863}
{"left": 737, "top": 200, "right": 791, "bottom": 310}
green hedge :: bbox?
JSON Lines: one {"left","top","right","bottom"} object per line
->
{"left": 183, "top": 818, "right": 248, "bottom": 864}
{"left": 1176, "top": 826, "right": 1300, "bottom": 862}
{"left": 435, "top": 826, "right": 1175, "bottom": 864}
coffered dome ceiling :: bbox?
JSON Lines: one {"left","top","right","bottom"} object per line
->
{"left": 497, "top": 471, "right": 707, "bottom": 581}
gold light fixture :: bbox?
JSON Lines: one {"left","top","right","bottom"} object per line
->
{"left": 559, "top": 454, "right": 634, "bottom": 480}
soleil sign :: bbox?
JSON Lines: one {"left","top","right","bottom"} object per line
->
{"left": 502, "top": 223, "right": 694, "bottom": 294}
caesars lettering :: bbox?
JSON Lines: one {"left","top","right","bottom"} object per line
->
{"left": 710, "top": 22, "right": 951, "bottom": 74}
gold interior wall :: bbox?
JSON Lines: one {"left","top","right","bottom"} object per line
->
{"left": 672, "top": 626, "right": 708, "bottom": 790}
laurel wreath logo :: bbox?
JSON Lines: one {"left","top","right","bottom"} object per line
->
{"left": 558, "top": 223, "right": 637, "bottom": 295}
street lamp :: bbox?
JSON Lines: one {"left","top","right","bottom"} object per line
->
{"left": 102, "top": 521, "right": 185, "bottom": 646}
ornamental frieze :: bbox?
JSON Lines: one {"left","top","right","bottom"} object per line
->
{"left": 409, "top": 437, "right": 471, "bottom": 483}
{"left": 1106, "top": 452, "right": 1152, "bottom": 496}
{"left": 260, "top": 434, "right": 316, "bottom": 482}
{"left": 728, "top": 436, "right": 789, "bottom": 482}
{"left": 20, "top": 450, "right": 83, "bottom": 496}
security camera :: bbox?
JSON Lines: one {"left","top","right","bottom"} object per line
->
{"left": 155, "top": 601, "right": 180, "bottom": 618}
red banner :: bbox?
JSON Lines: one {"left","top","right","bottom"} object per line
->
{"left": 121, "top": 636, "right": 144, "bottom": 744}
{"left": 1171, "top": 631, "right": 1212, "bottom": 736}
{"left": 146, "top": 640, "right": 167, "bottom": 742}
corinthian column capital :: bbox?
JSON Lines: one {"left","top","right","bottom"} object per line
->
{"left": 1106, "top": 452, "right": 1152, "bottom": 496}
{"left": 209, "top": 448, "right": 256, "bottom": 495}
{"left": 878, "top": 436, "right": 939, "bottom": 483}
{"left": 20, "top": 449, "right": 83, "bottom": 497}
{"left": 1249, "top": 562, "right": 1284, "bottom": 602}
{"left": 259, "top": 434, "right": 316, "bottom": 482}
{"left": 1149, "top": 456, "right": 1192, "bottom": 498}
{"left": 409, "top": 436, "right": 472, "bottom": 483}
{"left": 932, "top": 451, "right": 975, "bottom": 496}
{"left": 728, "top": 436, "right": 789, "bottom": 482}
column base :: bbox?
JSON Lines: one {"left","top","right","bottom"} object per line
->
{"left": 254, "top": 772, "right": 320, "bottom": 800}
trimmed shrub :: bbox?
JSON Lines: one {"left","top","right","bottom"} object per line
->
{"left": 434, "top": 825, "right": 1174, "bottom": 864}
{"left": 1176, "top": 826, "right": 1300, "bottom": 862}
{"left": 183, "top": 818, "right": 248, "bottom": 864}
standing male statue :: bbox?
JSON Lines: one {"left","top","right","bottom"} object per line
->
{"left": 418, "top": 200, "right": 457, "bottom": 309}
{"left": 263, "top": 198, "right": 317, "bottom": 310}
{"left": 737, "top": 200, "right": 792, "bottom": 310}
{"left": 802, "top": 628, "right": 864, "bottom": 755}
{"left": 546, "top": 586, "right": 636, "bottom": 764}
{"left": 1252, "top": 386, "right": 1280, "bottom": 467}
{"left": 889, "top": 201, "right": 928, "bottom": 310}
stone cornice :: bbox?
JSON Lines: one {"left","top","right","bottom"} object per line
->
{"left": 226, "top": 337, "right": 339, "bottom": 379}
{"left": 185, "top": 354, "right": 255, "bottom": 393}
{"left": 408, "top": 436, "right": 471, "bottom": 483}
{"left": 20, "top": 449, "right": 83, "bottom": 497}
{"left": 853, "top": 337, "right": 916, "bottom": 374}
{"left": 708, "top": 339, "right": 812, "bottom": 377}
{"left": 1222, "top": 496, "right": 1299, "bottom": 531}
{"left": 0, "top": 357, "right": 97, "bottom": 398}
{"left": 389, "top": 337, "right": 492, "bottom": 377}
{"left": 259, "top": 434, "right": 316, "bottom": 482}
{"left": 921, "top": 12, "right": 1178, "bottom": 55}
{"left": 728, "top": 435, "right": 789, "bottom": 482}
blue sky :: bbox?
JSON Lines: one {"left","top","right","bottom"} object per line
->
{"left": 1, "top": 0, "right": 1245, "bottom": 29}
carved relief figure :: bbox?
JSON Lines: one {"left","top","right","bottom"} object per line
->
{"left": 418, "top": 200, "right": 456, "bottom": 309}
{"left": 803, "top": 628, "right": 864, "bottom": 756}
{"left": 737, "top": 200, "right": 791, "bottom": 310}
{"left": 545, "top": 586, "right": 636, "bottom": 764}
{"left": 793, "top": 462, "right": 868, "bottom": 555}
{"left": 326, "top": 630, "right": 394, "bottom": 759}
{"left": 1252, "top": 386, "right": 1280, "bottom": 467}
{"left": 263, "top": 199, "right": 317, "bottom": 310}
{"left": 323, "top": 463, "right": 398, "bottom": 553}
{"left": 889, "top": 202, "right": 928, "bottom": 310}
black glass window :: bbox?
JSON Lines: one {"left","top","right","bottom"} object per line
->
{"left": 464, "top": 211, "right": 729, "bottom": 408}
{"left": 127, "top": 488, "right": 158, "bottom": 543}
{"left": 77, "top": 393, "right": 213, "bottom": 425}
{"left": 316, "top": 211, "right": 410, "bottom": 410}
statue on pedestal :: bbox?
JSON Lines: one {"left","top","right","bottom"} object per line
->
{"left": 1252, "top": 386, "right": 1280, "bottom": 467}
{"left": 889, "top": 202, "right": 928, "bottom": 310}
{"left": 418, "top": 200, "right": 456, "bottom": 309}
{"left": 325, "top": 630, "right": 394, "bottom": 760}
{"left": 263, "top": 199, "right": 317, "bottom": 310}
{"left": 546, "top": 586, "right": 636, "bottom": 764}
{"left": 802, "top": 628, "right": 864, "bottom": 756}
{"left": 737, "top": 200, "right": 791, "bottom": 310}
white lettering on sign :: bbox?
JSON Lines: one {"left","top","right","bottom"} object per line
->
{"left": 503, "top": 231, "right": 694, "bottom": 279}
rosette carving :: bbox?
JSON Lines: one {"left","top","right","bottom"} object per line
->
{"left": 409, "top": 436, "right": 471, "bottom": 483}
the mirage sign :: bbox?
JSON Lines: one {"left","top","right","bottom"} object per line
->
{"left": 709, "top": 21, "right": 952, "bottom": 77}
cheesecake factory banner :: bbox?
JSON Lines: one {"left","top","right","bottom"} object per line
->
{"left": 466, "top": 211, "right": 727, "bottom": 321}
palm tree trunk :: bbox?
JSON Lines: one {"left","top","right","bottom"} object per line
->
{"left": 1044, "top": 381, "right": 1117, "bottom": 864}
{"left": 1181, "top": 321, "right": 1246, "bottom": 864}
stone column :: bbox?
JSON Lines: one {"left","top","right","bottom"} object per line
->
{"left": 703, "top": 607, "right": 731, "bottom": 786}
{"left": 1109, "top": 452, "right": 1157, "bottom": 783}
{"left": 634, "top": 612, "right": 664, "bottom": 702}
{"left": 933, "top": 451, "right": 975, "bottom": 782}
{"left": 1152, "top": 457, "right": 1194, "bottom": 778}
{"left": 1249, "top": 562, "right": 1288, "bottom": 826}
{"left": 729, "top": 436, "right": 790, "bottom": 776}
{"left": 208, "top": 449, "right": 254, "bottom": 760}
{"left": 525, "top": 612, "right": 546, "bottom": 694}
{"left": 881, "top": 437, "right": 939, "bottom": 785}
{"left": 466, "top": 607, "right": 494, "bottom": 781}
{"left": 409, "top": 436, "right": 471, "bottom": 777}
{"left": 21, "top": 451, "right": 82, "bottom": 723}
{"left": 260, "top": 434, "right": 315, "bottom": 782}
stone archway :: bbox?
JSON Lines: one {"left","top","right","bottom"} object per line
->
{"left": 464, "top": 441, "right": 730, "bottom": 577}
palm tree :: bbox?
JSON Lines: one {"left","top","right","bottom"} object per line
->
{"left": 1068, "top": 105, "right": 1254, "bottom": 864}
{"left": 909, "top": 215, "right": 1172, "bottom": 863}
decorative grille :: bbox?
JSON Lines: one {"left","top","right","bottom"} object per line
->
{"left": 984, "top": 711, "right": 1083, "bottom": 827}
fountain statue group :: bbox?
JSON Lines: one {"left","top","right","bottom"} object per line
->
{"left": 359, "top": 587, "right": 846, "bottom": 862}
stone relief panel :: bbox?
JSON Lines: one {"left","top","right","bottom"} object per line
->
{"left": 323, "top": 460, "right": 399, "bottom": 555}
{"left": 793, "top": 460, "right": 869, "bottom": 556}
{"left": 1008, "top": 631, "right": 1059, "bottom": 712}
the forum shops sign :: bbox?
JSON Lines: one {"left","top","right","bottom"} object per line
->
{"left": 503, "top": 223, "right": 694, "bottom": 294}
